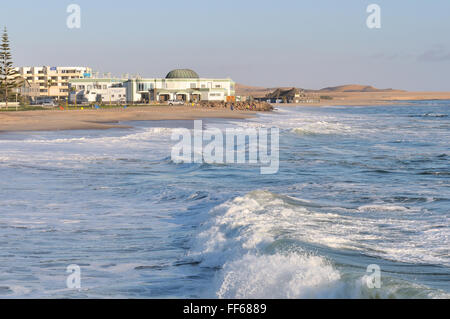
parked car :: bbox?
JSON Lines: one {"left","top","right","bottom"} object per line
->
{"left": 33, "top": 99, "right": 57, "bottom": 107}
{"left": 42, "top": 101, "right": 57, "bottom": 107}
{"left": 167, "top": 100, "right": 184, "bottom": 106}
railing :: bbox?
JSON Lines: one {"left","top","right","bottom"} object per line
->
{"left": 0, "top": 102, "right": 21, "bottom": 108}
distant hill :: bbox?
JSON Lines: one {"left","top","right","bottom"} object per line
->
{"left": 235, "top": 83, "right": 271, "bottom": 97}
{"left": 316, "top": 85, "right": 404, "bottom": 93}
{"left": 235, "top": 83, "right": 405, "bottom": 97}
{"left": 236, "top": 84, "right": 296, "bottom": 97}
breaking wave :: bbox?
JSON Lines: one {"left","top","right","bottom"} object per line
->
{"left": 190, "top": 190, "right": 449, "bottom": 298}
{"left": 291, "top": 121, "right": 353, "bottom": 136}
{"left": 12, "top": 127, "right": 176, "bottom": 145}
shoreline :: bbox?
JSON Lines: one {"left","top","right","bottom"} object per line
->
{"left": 1, "top": 95, "right": 448, "bottom": 133}
{"left": 235, "top": 89, "right": 450, "bottom": 107}
{"left": 0, "top": 106, "right": 258, "bottom": 133}
{"left": 272, "top": 91, "right": 450, "bottom": 107}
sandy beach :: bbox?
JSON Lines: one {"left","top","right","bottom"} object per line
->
{"left": 1, "top": 91, "right": 449, "bottom": 133}
{"left": 0, "top": 106, "right": 257, "bottom": 133}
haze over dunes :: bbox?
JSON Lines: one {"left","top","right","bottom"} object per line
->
{"left": 315, "top": 85, "right": 404, "bottom": 93}
{"left": 235, "top": 83, "right": 404, "bottom": 97}
{"left": 235, "top": 83, "right": 450, "bottom": 105}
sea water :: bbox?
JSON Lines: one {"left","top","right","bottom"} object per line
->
{"left": 0, "top": 102, "right": 448, "bottom": 298}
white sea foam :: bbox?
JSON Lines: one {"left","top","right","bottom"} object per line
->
{"left": 19, "top": 127, "right": 175, "bottom": 144}
{"left": 357, "top": 204, "right": 415, "bottom": 212}
{"left": 224, "top": 108, "right": 357, "bottom": 136}
{"left": 196, "top": 190, "right": 449, "bottom": 264}
{"left": 190, "top": 190, "right": 449, "bottom": 298}
{"left": 0, "top": 127, "right": 177, "bottom": 166}
{"left": 0, "top": 127, "right": 175, "bottom": 148}
{"left": 217, "top": 253, "right": 346, "bottom": 298}
{"left": 8, "top": 285, "right": 32, "bottom": 296}
{"left": 291, "top": 121, "right": 353, "bottom": 135}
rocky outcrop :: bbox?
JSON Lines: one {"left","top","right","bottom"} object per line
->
{"left": 198, "top": 101, "right": 273, "bottom": 112}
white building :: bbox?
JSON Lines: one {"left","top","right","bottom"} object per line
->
{"left": 68, "top": 78, "right": 126, "bottom": 104}
{"left": 124, "top": 69, "right": 235, "bottom": 103}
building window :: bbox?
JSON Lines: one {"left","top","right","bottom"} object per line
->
{"left": 138, "top": 83, "right": 147, "bottom": 91}
{"left": 215, "top": 85, "right": 221, "bottom": 88}
{"left": 190, "top": 83, "right": 197, "bottom": 89}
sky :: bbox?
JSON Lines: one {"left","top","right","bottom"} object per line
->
{"left": 1, "top": 0, "right": 450, "bottom": 91}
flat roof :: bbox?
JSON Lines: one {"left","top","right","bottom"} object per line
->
{"left": 68, "top": 78, "right": 125, "bottom": 83}
{"left": 131, "top": 78, "right": 234, "bottom": 82}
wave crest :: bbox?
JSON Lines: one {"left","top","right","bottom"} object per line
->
{"left": 190, "top": 190, "right": 449, "bottom": 298}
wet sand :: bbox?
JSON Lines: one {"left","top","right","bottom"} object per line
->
{"left": 0, "top": 106, "right": 257, "bottom": 133}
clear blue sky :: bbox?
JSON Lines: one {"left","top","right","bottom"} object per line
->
{"left": 1, "top": 0, "right": 450, "bottom": 90}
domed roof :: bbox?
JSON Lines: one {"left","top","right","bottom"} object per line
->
{"left": 165, "top": 69, "right": 199, "bottom": 79}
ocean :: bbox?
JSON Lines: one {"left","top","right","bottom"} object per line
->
{"left": 0, "top": 102, "right": 448, "bottom": 298}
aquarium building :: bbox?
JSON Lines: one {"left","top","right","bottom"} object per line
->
{"left": 124, "top": 69, "right": 235, "bottom": 103}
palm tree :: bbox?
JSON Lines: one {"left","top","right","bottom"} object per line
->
{"left": 47, "top": 78, "right": 55, "bottom": 101}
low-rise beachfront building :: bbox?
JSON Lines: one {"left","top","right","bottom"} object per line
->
{"left": 68, "top": 78, "right": 126, "bottom": 104}
{"left": 124, "top": 69, "right": 236, "bottom": 103}
{"left": 15, "top": 66, "right": 92, "bottom": 101}
{"left": 256, "top": 87, "right": 320, "bottom": 104}
{"left": 265, "top": 88, "right": 305, "bottom": 103}
{"left": 67, "top": 69, "right": 236, "bottom": 105}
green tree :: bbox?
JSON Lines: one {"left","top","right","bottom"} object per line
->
{"left": 0, "top": 27, "right": 19, "bottom": 108}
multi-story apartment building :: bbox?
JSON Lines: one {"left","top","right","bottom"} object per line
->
{"left": 15, "top": 66, "right": 92, "bottom": 101}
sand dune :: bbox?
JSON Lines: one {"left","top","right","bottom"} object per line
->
{"left": 316, "top": 84, "right": 403, "bottom": 93}
{"left": 236, "top": 83, "right": 450, "bottom": 105}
